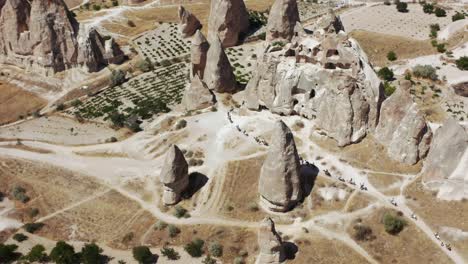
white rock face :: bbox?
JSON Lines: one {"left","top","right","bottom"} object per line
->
{"left": 266, "top": 0, "right": 300, "bottom": 42}
{"left": 178, "top": 6, "right": 202, "bottom": 38}
{"left": 207, "top": 0, "right": 249, "bottom": 48}
{"left": 256, "top": 218, "right": 285, "bottom": 264}
{"left": 259, "top": 120, "right": 302, "bottom": 212}
{"left": 246, "top": 18, "right": 384, "bottom": 146}
{"left": 181, "top": 74, "right": 215, "bottom": 111}
{"left": 422, "top": 119, "right": 468, "bottom": 200}
{"left": 204, "top": 36, "right": 237, "bottom": 93}
{"left": 375, "top": 81, "right": 432, "bottom": 164}
{"left": 159, "top": 145, "right": 189, "bottom": 205}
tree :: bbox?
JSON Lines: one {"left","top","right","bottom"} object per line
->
{"left": 412, "top": 65, "right": 438, "bottom": 80}
{"left": 436, "top": 43, "right": 446, "bottom": 53}
{"left": 208, "top": 242, "right": 223, "bottom": 257}
{"left": 396, "top": 2, "right": 408, "bottom": 12}
{"left": 132, "top": 246, "right": 154, "bottom": 264}
{"left": 81, "top": 243, "right": 104, "bottom": 264}
{"left": 168, "top": 225, "right": 180, "bottom": 238}
{"left": 452, "top": 12, "right": 465, "bottom": 21}
{"left": 136, "top": 59, "right": 154, "bottom": 72}
{"left": 110, "top": 69, "right": 126, "bottom": 87}
{"left": 71, "top": 99, "right": 83, "bottom": 107}
{"left": 160, "top": 247, "right": 180, "bottom": 260}
{"left": 387, "top": 51, "right": 397, "bottom": 61}
{"left": 50, "top": 241, "right": 77, "bottom": 264}
{"left": 23, "top": 222, "right": 44, "bottom": 234}
{"left": 0, "top": 244, "right": 21, "bottom": 263}
{"left": 184, "top": 238, "right": 205, "bottom": 257}
{"left": 383, "top": 212, "right": 406, "bottom": 235}
{"left": 377, "top": 67, "right": 394, "bottom": 81}
{"left": 353, "top": 224, "right": 375, "bottom": 241}
{"left": 13, "top": 233, "right": 28, "bottom": 242}
{"left": 434, "top": 7, "right": 446, "bottom": 17}
{"left": 455, "top": 56, "right": 468, "bottom": 71}
{"left": 422, "top": 3, "right": 434, "bottom": 13}
{"left": 23, "top": 244, "right": 48, "bottom": 263}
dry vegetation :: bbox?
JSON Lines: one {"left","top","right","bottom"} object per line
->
{"left": 347, "top": 207, "right": 452, "bottom": 264}
{"left": 0, "top": 82, "right": 46, "bottom": 125}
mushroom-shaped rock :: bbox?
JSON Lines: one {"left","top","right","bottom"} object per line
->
{"left": 259, "top": 120, "right": 302, "bottom": 212}
{"left": 182, "top": 74, "right": 215, "bottom": 111}
{"left": 375, "top": 81, "right": 432, "bottom": 164}
{"left": 204, "top": 36, "right": 237, "bottom": 93}
{"left": 191, "top": 30, "right": 209, "bottom": 79}
{"left": 178, "top": 6, "right": 202, "bottom": 38}
{"left": 256, "top": 218, "right": 285, "bottom": 264}
{"left": 160, "top": 145, "right": 189, "bottom": 205}
{"left": 422, "top": 119, "right": 468, "bottom": 200}
{"left": 266, "top": 0, "right": 300, "bottom": 42}
{"left": 207, "top": 0, "right": 250, "bottom": 47}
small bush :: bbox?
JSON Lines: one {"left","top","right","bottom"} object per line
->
{"left": 184, "top": 238, "right": 205, "bottom": 257}
{"left": 71, "top": 99, "right": 82, "bottom": 107}
{"left": 383, "top": 212, "right": 406, "bottom": 235}
{"left": 396, "top": 2, "right": 408, "bottom": 12}
{"left": 353, "top": 224, "right": 375, "bottom": 241}
{"left": 136, "top": 59, "right": 154, "bottom": 72}
{"left": 0, "top": 244, "right": 21, "bottom": 262}
{"left": 377, "top": 67, "right": 394, "bottom": 81}
{"left": 387, "top": 51, "right": 397, "bottom": 61}
{"left": 429, "top": 23, "right": 440, "bottom": 31}
{"left": 423, "top": 3, "right": 434, "bottom": 13}
{"left": 81, "top": 243, "right": 104, "bottom": 264}
{"left": 12, "top": 186, "right": 29, "bottom": 203}
{"left": 50, "top": 241, "right": 78, "bottom": 264}
{"left": 209, "top": 242, "right": 223, "bottom": 257}
{"left": 452, "top": 12, "right": 465, "bottom": 21}
{"left": 434, "top": 7, "right": 446, "bottom": 17}
{"left": 110, "top": 70, "right": 126, "bottom": 87}
{"left": 436, "top": 43, "right": 446, "bottom": 53}
{"left": 23, "top": 223, "right": 44, "bottom": 234}
{"left": 92, "top": 4, "right": 101, "bottom": 11}
{"left": 168, "top": 225, "right": 180, "bottom": 238}
{"left": 404, "top": 72, "right": 412, "bottom": 80}
{"left": 13, "top": 233, "right": 28, "bottom": 242}
{"left": 127, "top": 20, "right": 136, "bottom": 27}
{"left": 174, "top": 206, "right": 190, "bottom": 218}
{"left": 455, "top": 56, "right": 468, "bottom": 71}
{"left": 234, "top": 257, "right": 245, "bottom": 264}
{"left": 155, "top": 220, "right": 168, "bottom": 230}
{"left": 132, "top": 246, "right": 154, "bottom": 264}
{"left": 160, "top": 247, "right": 180, "bottom": 260}
{"left": 175, "top": 119, "right": 187, "bottom": 130}
{"left": 24, "top": 244, "right": 48, "bottom": 263}
{"left": 202, "top": 255, "right": 217, "bottom": 264}
{"left": 56, "top": 103, "right": 66, "bottom": 111}
{"left": 112, "top": 0, "right": 119, "bottom": 6}
{"left": 412, "top": 65, "right": 438, "bottom": 80}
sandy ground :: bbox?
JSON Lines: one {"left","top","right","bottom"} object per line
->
{"left": 0, "top": 115, "right": 129, "bottom": 145}
{"left": 342, "top": 3, "right": 456, "bottom": 40}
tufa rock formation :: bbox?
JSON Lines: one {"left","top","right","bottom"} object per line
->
{"left": 266, "top": 0, "right": 300, "bottom": 42}
{"left": 159, "top": 145, "right": 189, "bottom": 205}
{"left": 246, "top": 16, "right": 384, "bottom": 147}
{"left": 191, "top": 30, "right": 209, "bottom": 79}
{"left": 181, "top": 74, "right": 215, "bottom": 111}
{"left": 259, "top": 120, "right": 302, "bottom": 212}
{"left": 375, "top": 81, "right": 432, "bottom": 164}
{"left": 422, "top": 119, "right": 468, "bottom": 200}
{"left": 256, "top": 218, "right": 285, "bottom": 264}
{"left": 315, "top": 8, "right": 344, "bottom": 34}
{"left": 204, "top": 36, "right": 237, "bottom": 93}
{"left": 178, "top": 6, "right": 202, "bottom": 38}
{"left": 207, "top": 0, "right": 250, "bottom": 48}
{"left": 0, "top": 0, "right": 123, "bottom": 76}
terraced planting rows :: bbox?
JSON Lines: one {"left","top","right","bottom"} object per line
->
{"left": 134, "top": 23, "right": 191, "bottom": 64}
{"left": 226, "top": 43, "right": 261, "bottom": 85}
{"left": 69, "top": 63, "right": 189, "bottom": 123}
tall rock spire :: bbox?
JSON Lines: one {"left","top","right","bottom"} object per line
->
{"left": 204, "top": 36, "right": 237, "bottom": 93}
{"left": 266, "top": 0, "right": 300, "bottom": 42}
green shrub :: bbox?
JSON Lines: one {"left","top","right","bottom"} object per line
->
{"left": 436, "top": 43, "right": 446, "bottom": 53}
{"left": 455, "top": 56, "right": 468, "bottom": 71}
{"left": 23, "top": 222, "right": 44, "bottom": 234}
{"left": 0, "top": 244, "right": 21, "bottom": 263}
{"left": 202, "top": 255, "right": 217, "bottom": 264}
{"left": 168, "top": 225, "right": 180, "bottom": 238}
{"left": 383, "top": 82, "right": 396, "bottom": 97}
{"left": 434, "top": 7, "right": 446, "bottom": 17}
{"left": 412, "top": 65, "right": 438, "bottom": 80}
{"left": 50, "top": 241, "right": 78, "bottom": 264}
{"left": 258, "top": 32, "right": 266, "bottom": 40}
{"left": 161, "top": 59, "right": 172, "bottom": 67}
{"left": 234, "top": 257, "right": 245, "bottom": 264}
{"left": 160, "top": 247, "right": 180, "bottom": 260}
{"left": 112, "top": 0, "right": 119, "bottom": 6}
{"left": 155, "top": 220, "right": 168, "bottom": 230}
{"left": 422, "top": 3, "right": 433, "bottom": 13}
{"left": 110, "top": 69, "right": 126, "bottom": 87}
{"left": 430, "top": 23, "right": 440, "bottom": 31}
{"left": 431, "top": 39, "right": 438, "bottom": 47}
{"left": 452, "top": 12, "right": 465, "bottom": 21}
{"left": 81, "top": 243, "right": 104, "bottom": 264}
{"left": 174, "top": 205, "right": 190, "bottom": 218}
{"left": 92, "top": 4, "right": 101, "bottom": 11}
{"left": 209, "top": 242, "right": 223, "bottom": 257}
{"left": 56, "top": 103, "right": 66, "bottom": 111}
{"left": 377, "top": 67, "right": 394, "bottom": 81}
{"left": 24, "top": 244, "right": 48, "bottom": 263}
{"left": 396, "top": 2, "right": 408, "bottom": 12}
{"left": 132, "top": 246, "right": 154, "bottom": 264}
{"left": 353, "top": 224, "right": 374, "bottom": 241}
{"left": 387, "top": 51, "right": 397, "bottom": 61}
{"left": 13, "top": 233, "right": 28, "bottom": 242}
{"left": 383, "top": 212, "right": 406, "bottom": 235}
{"left": 136, "top": 59, "right": 154, "bottom": 72}
{"left": 12, "top": 186, "right": 29, "bottom": 203}
{"left": 71, "top": 99, "right": 83, "bottom": 107}
{"left": 184, "top": 238, "right": 205, "bottom": 257}
{"left": 404, "top": 72, "right": 412, "bottom": 80}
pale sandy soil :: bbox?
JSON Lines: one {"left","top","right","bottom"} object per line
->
{"left": 0, "top": 115, "right": 129, "bottom": 145}
{"left": 342, "top": 4, "right": 456, "bottom": 40}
